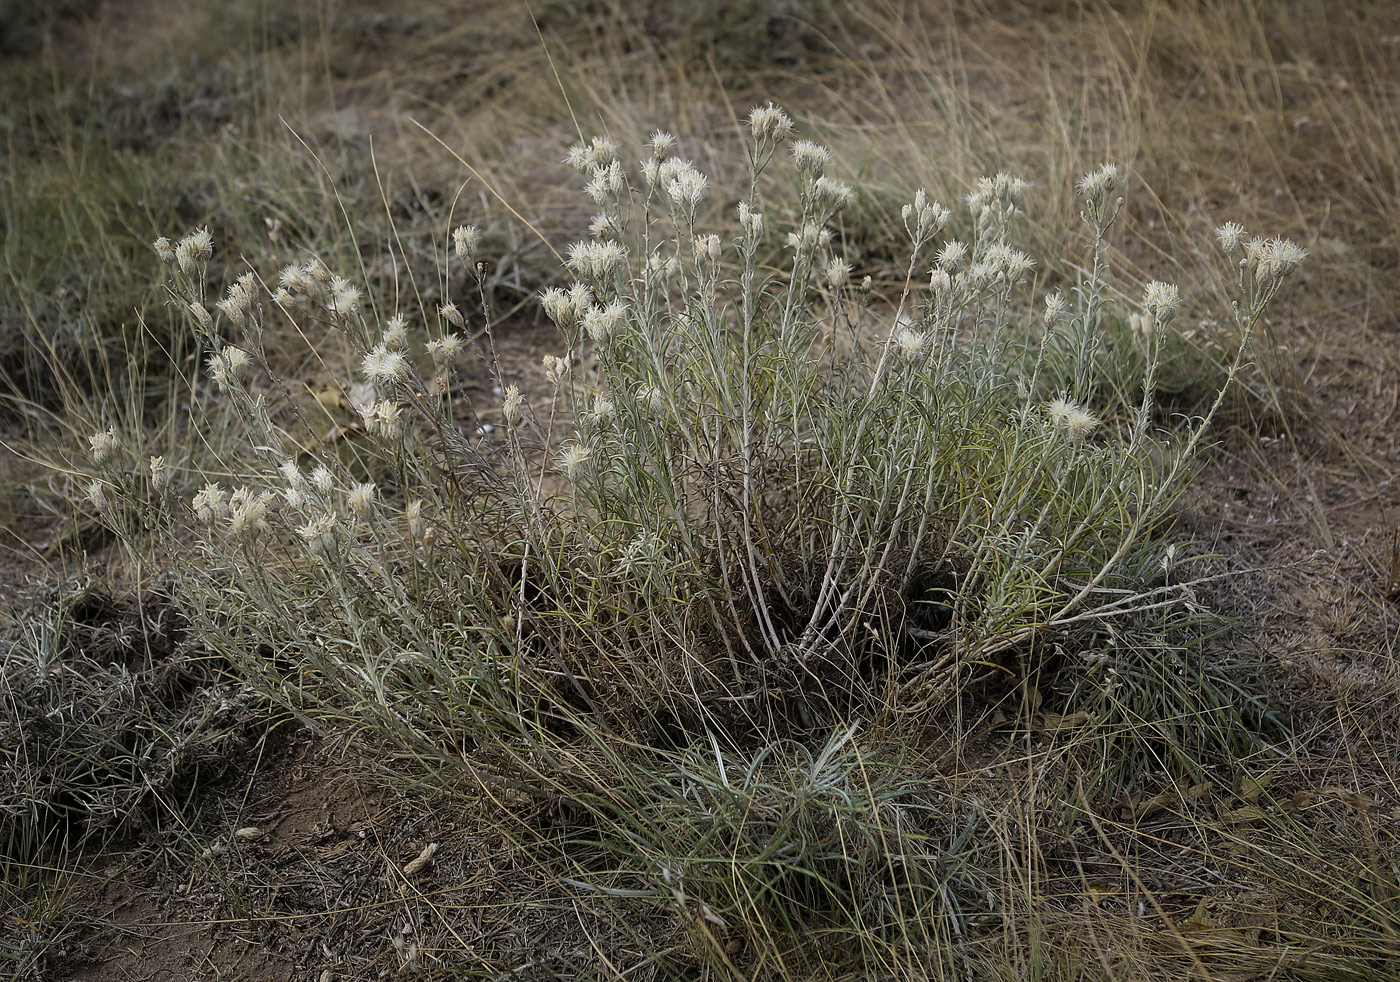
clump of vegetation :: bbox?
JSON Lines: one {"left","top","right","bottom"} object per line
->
{"left": 1, "top": 582, "right": 256, "bottom": 858}
{"left": 51, "top": 103, "right": 1310, "bottom": 973}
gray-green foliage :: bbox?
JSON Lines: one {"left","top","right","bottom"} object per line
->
{"left": 64, "top": 101, "right": 1307, "bottom": 973}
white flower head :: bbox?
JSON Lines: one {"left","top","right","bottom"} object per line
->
{"left": 1043, "top": 291, "right": 1069, "bottom": 327}
{"left": 175, "top": 226, "right": 213, "bottom": 275}
{"left": 1142, "top": 281, "right": 1181, "bottom": 323}
{"left": 556, "top": 442, "right": 594, "bottom": 479}
{"left": 1255, "top": 237, "right": 1309, "bottom": 282}
{"left": 582, "top": 300, "right": 628, "bottom": 345}
{"left": 382, "top": 313, "right": 409, "bottom": 350}
{"left": 1076, "top": 163, "right": 1120, "bottom": 207}
{"left": 748, "top": 103, "right": 795, "bottom": 145}
{"left": 825, "top": 258, "right": 852, "bottom": 290}
{"left": 566, "top": 240, "right": 627, "bottom": 280}
{"left": 149, "top": 455, "right": 171, "bottom": 495}
{"left": 894, "top": 323, "right": 929, "bottom": 361}
{"left": 208, "top": 346, "right": 251, "bottom": 391}
{"left": 1048, "top": 397, "right": 1099, "bottom": 440}
{"left": 347, "top": 482, "right": 376, "bottom": 520}
{"left": 1215, "top": 222, "right": 1246, "bottom": 256}
{"left": 936, "top": 240, "right": 968, "bottom": 271}
{"left": 426, "top": 332, "right": 464, "bottom": 367}
{"left": 192, "top": 482, "right": 229, "bottom": 524}
{"left": 229, "top": 489, "right": 271, "bottom": 538}
{"left": 88, "top": 427, "right": 119, "bottom": 466}
{"left": 297, "top": 513, "right": 338, "bottom": 558}
{"left": 360, "top": 344, "right": 409, "bottom": 384}
{"left": 502, "top": 384, "right": 524, "bottom": 422}
{"left": 565, "top": 136, "right": 619, "bottom": 174}
{"left": 665, "top": 168, "right": 709, "bottom": 214}
{"left": 813, "top": 176, "right": 856, "bottom": 211}
{"left": 310, "top": 465, "right": 334, "bottom": 495}
{"left": 790, "top": 140, "right": 830, "bottom": 176}
{"left": 649, "top": 130, "right": 677, "bottom": 159}
{"left": 328, "top": 277, "right": 361, "bottom": 317}
{"left": 84, "top": 479, "right": 107, "bottom": 512}
{"left": 453, "top": 225, "right": 482, "bottom": 259}
{"left": 438, "top": 301, "right": 465, "bottom": 329}
{"left": 589, "top": 211, "right": 624, "bottom": 240}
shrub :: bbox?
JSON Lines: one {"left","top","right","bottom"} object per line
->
{"left": 66, "top": 101, "right": 1306, "bottom": 971}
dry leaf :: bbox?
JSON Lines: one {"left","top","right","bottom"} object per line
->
{"left": 403, "top": 842, "right": 438, "bottom": 877}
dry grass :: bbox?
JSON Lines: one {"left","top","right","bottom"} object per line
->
{"left": 4, "top": 1, "right": 1400, "bottom": 979}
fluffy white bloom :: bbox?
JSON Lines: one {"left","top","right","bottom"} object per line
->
{"left": 813, "top": 176, "right": 856, "bottom": 211}
{"left": 229, "top": 488, "right": 271, "bottom": 538}
{"left": 192, "top": 482, "right": 228, "bottom": 524}
{"left": 566, "top": 240, "right": 627, "bottom": 279}
{"left": 328, "top": 277, "right": 361, "bottom": 317}
{"left": 1043, "top": 292, "right": 1069, "bottom": 327}
{"left": 585, "top": 395, "right": 616, "bottom": 428}
{"left": 453, "top": 225, "right": 482, "bottom": 259}
{"left": 1075, "top": 163, "right": 1120, "bottom": 206}
{"left": 825, "top": 258, "right": 852, "bottom": 290}
{"left": 790, "top": 140, "right": 830, "bottom": 176}
{"left": 589, "top": 212, "right": 623, "bottom": 240}
{"left": 785, "top": 222, "right": 821, "bottom": 254}
{"left": 425, "top": 332, "right": 464, "bottom": 367}
{"left": 1215, "top": 222, "right": 1246, "bottom": 255}
{"left": 89, "top": 427, "right": 119, "bottom": 466}
{"left": 297, "top": 513, "right": 338, "bottom": 558}
{"left": 665, "top": 169, "right": 709, "bottom": 212}
{"left": 966, "top": 172, "right": 1030, "bottom": 215}
{"left": 361, "top": 400, "right": 402, "bottom": 439}
{"left": 1254, "top": 237, "right": 1309, "bottom": 281}
{"left": 149, "top": 455, "right": 171, "bottom": 495}
{"left": 310, "top": 465, "right": 334, "bottom": 495}
{"left": 382, "top": 314, "right": 409, "bottom": 350}
{"left": 584, "top": 161, "right": 625, "bottom": 205}
{"left": 153, "top": 237, "right": 176, "bottom": 265}
{"left": 582, "top": 300, "right": 628, "bottom": 344}
{"left": 540, "top": 287, "right": 575, "bottom": 327}
{"left": 208, "top": 346, "right": 251, "bottom": 391}
{"left": 347, "top": 482, "right": 376, "bottom": 520}
{"left": 649, "top": 129, "right": 677, "bottom": 159}
{"left": 1142, "top": 281, "right": 1181, "bottom": 323}
{"left": 438, "top": 301, "right": 465, "bottom": 329}
{"left": 748, "top": 103, "right": 794, "bottom": 144}
{"left": 502, "top": 384, "right": 524, "bottom": 422}
{"left": 894, "top": 325, "right": 929, "bottom": 361}
{"left": 556, "top": 442, "right": 594, "bottom": 479}
{"left": 936, "top": 240, "right": 968, "bottom": 270}
{"left": 1048, "top": 398, "right": 1099, "bottom": 440}
{"left": 175, "top": 226, "right": 213, "bottom": 275}
{"left": 84, "top": 479, "right": 107, "bottom": 511}
{"left": 216, "top": 273, "right": 258, "bottom": 323}
{"left": 360, "top": 345, "right": 409, "bottom": 384}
